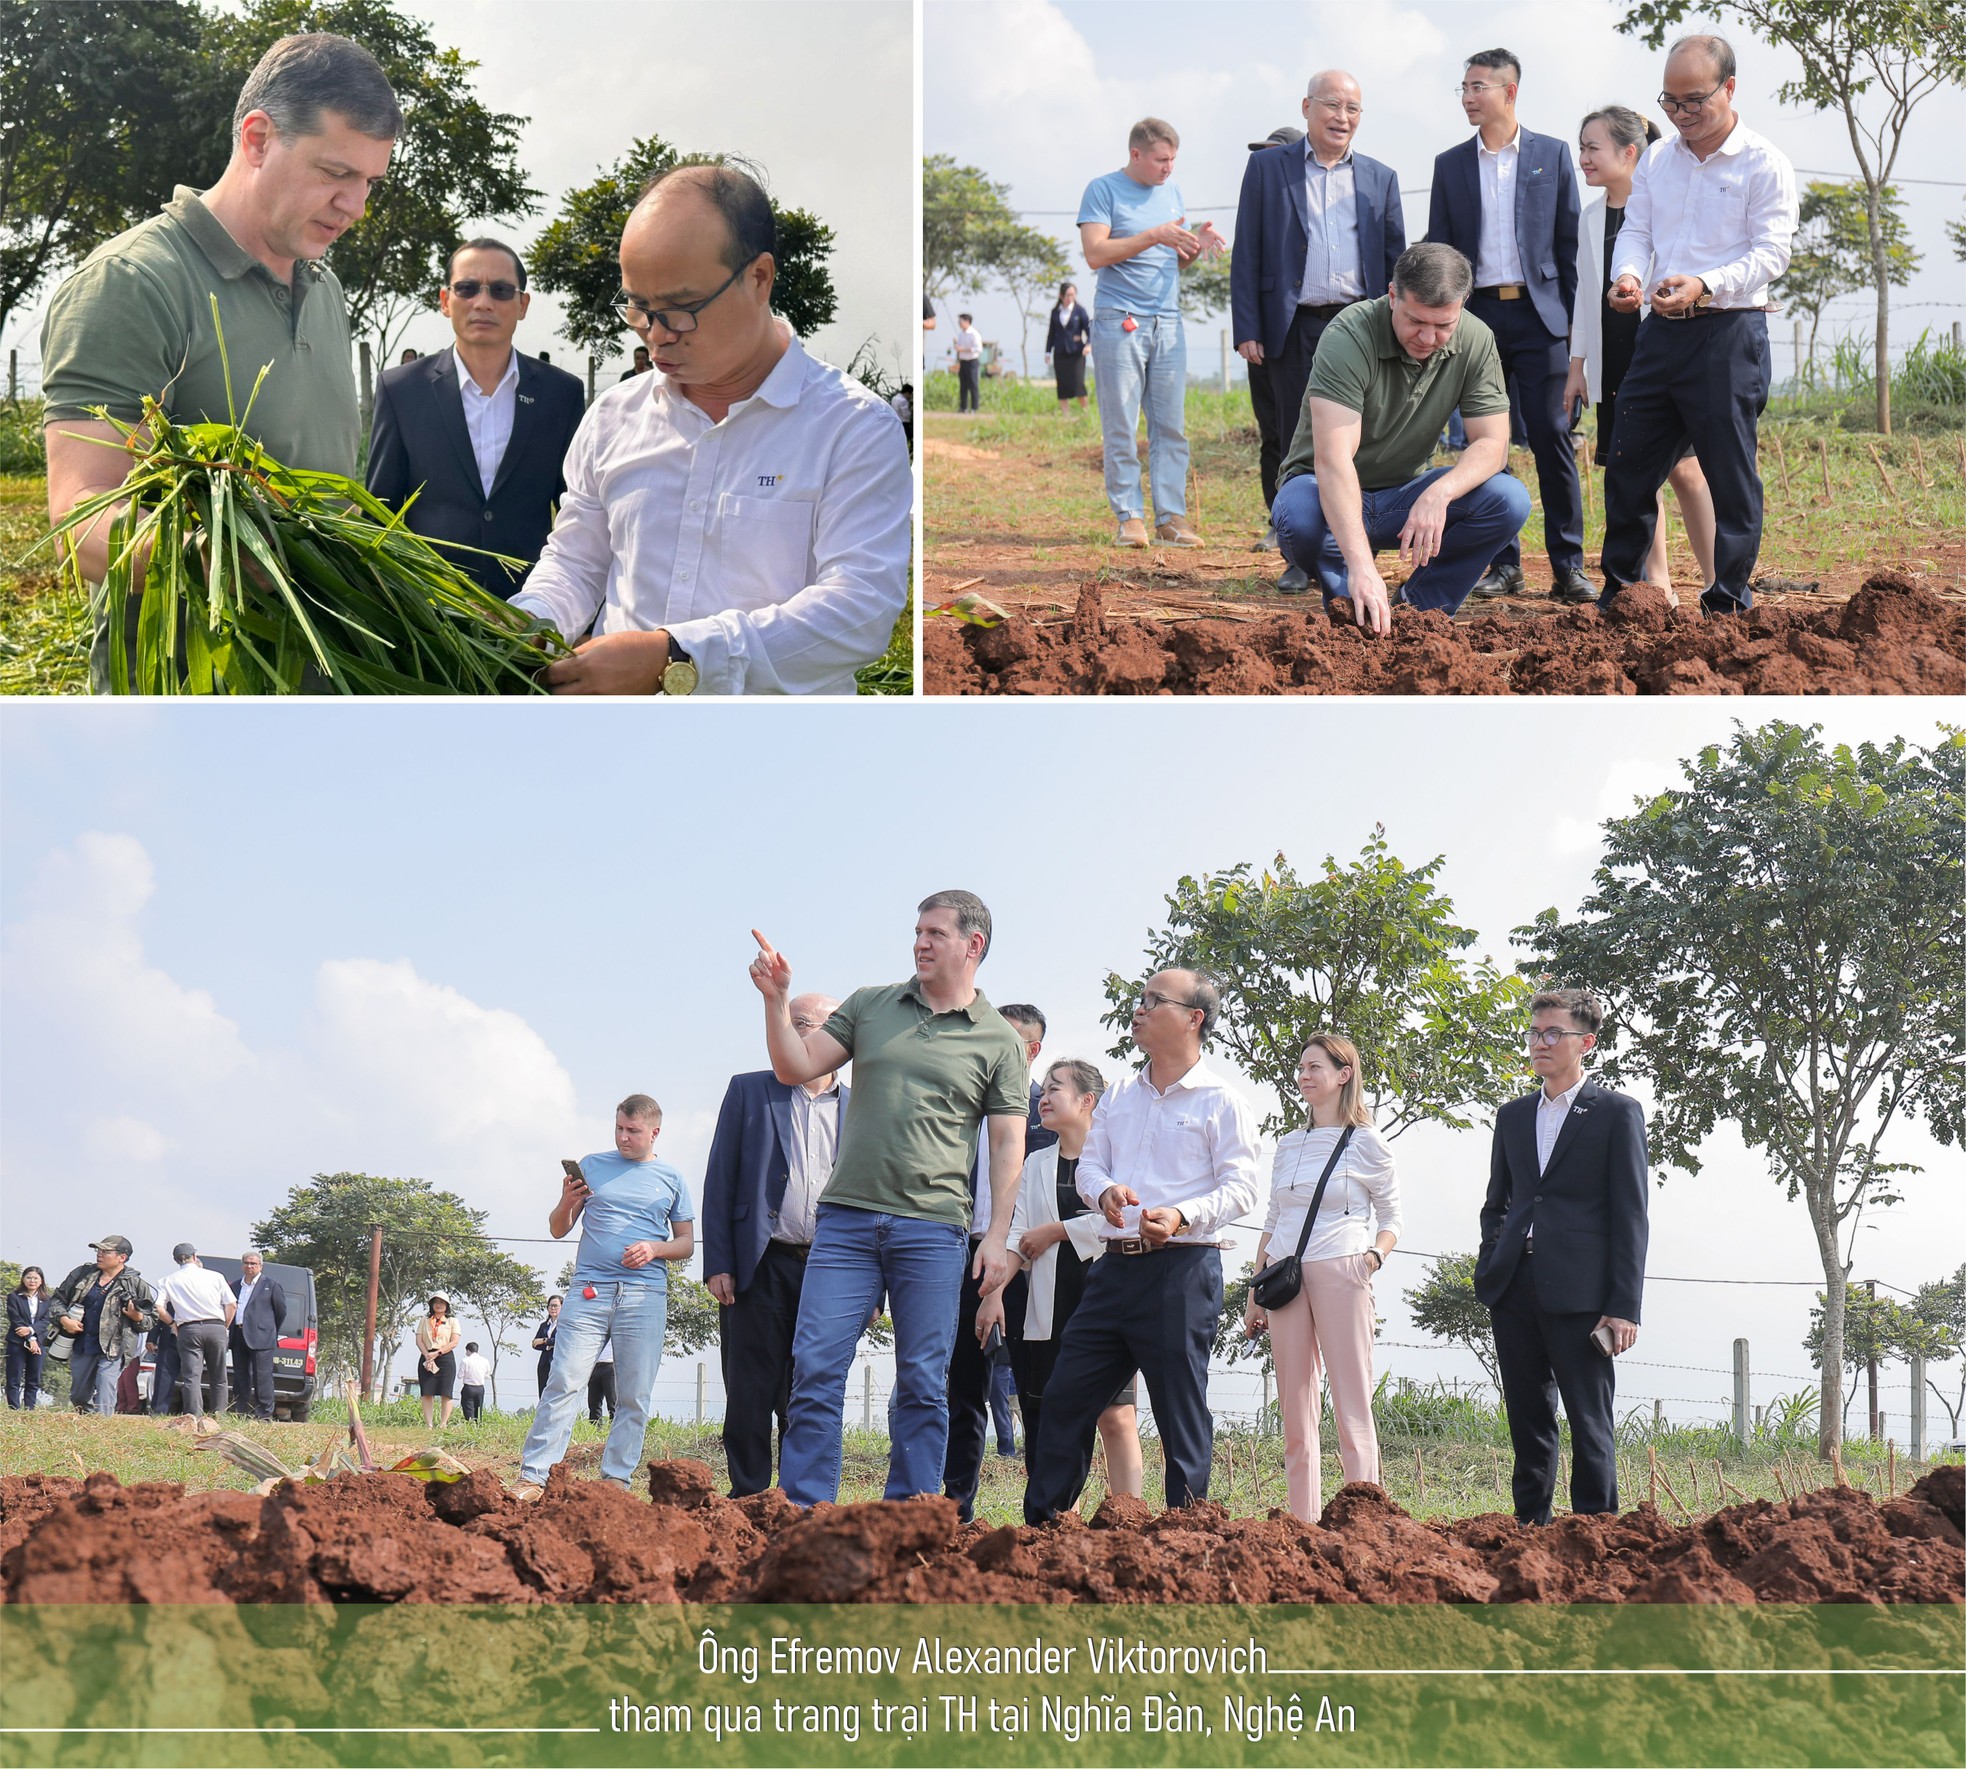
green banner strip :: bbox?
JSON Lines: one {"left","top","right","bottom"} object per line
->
{"left": 2, "top": 1605, "right": 1960, "bottom": 1769}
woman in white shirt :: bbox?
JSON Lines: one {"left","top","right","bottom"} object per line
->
{"left": 1244, "top": 1035, "right": 1401, "bottom": 1524}
{"left": 1564, "top": 105, "right": 1717, "bottom": 600}
{"left": 976, "top": 1058, "right": 1143, "bottom": 1498}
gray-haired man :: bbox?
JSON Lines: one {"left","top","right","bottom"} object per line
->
{"left": 1270, "top": 242, "right": 1531, "bottom": 633}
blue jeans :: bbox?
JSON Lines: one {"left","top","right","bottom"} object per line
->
{"left": 1272, "top": 466, "right": 1532, "bottom": 614}
{"left": 69, "top": 1342, "right": 123, "bottom": 1413}
{"left": 1090, "top": 308, "right": 1188, "bottom": 522}
{"left": 518, "top": 1280, "right": 667, "bottom": 1487}
{"left": 779, "top": 1204, "right": 968, "bottom": 1505}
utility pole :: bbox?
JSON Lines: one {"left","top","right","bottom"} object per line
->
{"left": 1866, "top": 1278, "right": 1880, "bottom": 1442}
{"left": 361, "top": 1224, "right": 382, "bottom": 1402}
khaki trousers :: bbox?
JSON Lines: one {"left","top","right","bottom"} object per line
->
{"left": 1269, "top": 1251, "right": 1380, "bottom": 1523}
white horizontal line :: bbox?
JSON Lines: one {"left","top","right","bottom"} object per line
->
{"left": 1267, "top": 1668, "right": 1958, "bottom": 1677}
{"left": 0, "top": 1727, "right": 604, "bottom": 1735}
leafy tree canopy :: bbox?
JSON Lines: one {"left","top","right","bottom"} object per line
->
{"left": 1775, "top": 180, "right": 1916, "bottom": 375}
{"left": 1403, "top": 1252, "right": 1502, "bottom": 1393}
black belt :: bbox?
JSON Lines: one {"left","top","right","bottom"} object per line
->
{"left": 767, "top": 1239, "right": 811, "bottom": 1260}
{"left": 1473, "top": 284, "right": 1527, "bottom": 300}
{"left": 1296, "top": 300, "right": 1352, "bottom": 318}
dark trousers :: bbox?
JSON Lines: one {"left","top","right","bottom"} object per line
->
{"left": 1248, "top": 356, "right": 1280, "bottom": 510}
{"left": 957, "top": 357, "right": 981, "bottom": 412}
{"left": 587, "top": 1360, "right": 615, "bottom": 1423}
{"left": 1025, "top": 1244, "right": 1221, "bottom": 1524}
{"left": 942, "top": 1249, "right": 993, "bottom": 1522}
{"left": 1259, "top": 303, "right": 1347, "bottom": 508}
{"left": 1466, "top": 291, "right": 1584, "bottom": 575}
{"left": 149, "top": 1331, "right": 181, "bottom": 1415}
{"left": 719, "top": 1239, "right": 807, "bottom": 1497}
{"left": 1601, "top": 309, "right": 1769, "bottom": 612}
{"left": 990, "top": 1359, "right": 1017, "bottom": 1453}
{"left": 6, "top": 1339, "right": 44, "bottom": 1407}
{"left": 459, "top": 1383, "right": 486, "bottom": 1421}
{"left": 1488, "top": 1256, "right": 1618, "bottom": 1524}
{"left": 175, "top": 1319, "right": 229, "bottom": 1417}
{"left": 230, "top": 1336, "right": 276, "bottom": 1419}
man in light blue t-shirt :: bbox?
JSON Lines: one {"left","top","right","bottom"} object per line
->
{"left": 1078, "top": 117, "right": 1212, "bottom": 549}
{"left": 512, "top": 1093, "right": 694, "bottom": 1498}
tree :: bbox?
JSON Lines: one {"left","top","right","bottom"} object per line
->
{"left": 1804, "top": 1283, "right": 1915, "bottom": 1429}
{"left": 665, "top": 1273, "right": 721, "bottom": 1358}
{"left": 1404, "top": 1253, "right": 1503, "bottom": 1392}
{"left": 530, "top": 137, "right": 837, "bottom": 369}
{"left": 251, "top": 1171, "right": 516, "bottom": 1400}
{"left": 923, "top": 155, "right": 1024, "bottom": 300}
{"left": 1100, "top": 833, "right": 1533, "bottom": 1139}
{"left": 0, "top": 0, "right": 223, "bottom": 343}
{"left": 1907, "top": 1264, "right": 1965, "bottom": 1438}
{"left": 450, "top": 1251, "right": 544, "bottom": 1410}
{"left": 1180, "top": 247, "right": 1235, "bottom": 326}
{"left": 1775, "top": 180, "right": 1917, "bottom": 383}
{"left": 204, "top": 0, "right": 539, "bottom": 415}
{"left": 1947, "top": 209, "right": 1966, "bottom": 262}
{"left": 1613, "top": 0, "right": 1966, "bottom": 434}
{"left": 1517, "top": 722, "right": 1965, "bottom": 1458}
{"left": 992, "top": 226, "right": 1073, "bottom": 381}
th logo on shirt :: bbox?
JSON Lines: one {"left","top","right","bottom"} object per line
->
{"left": 756, "top": 473, "right": 782, "bottom": 489}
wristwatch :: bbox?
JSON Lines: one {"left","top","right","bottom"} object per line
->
{"left": 1365, "top": 1248, "right": 1384, "bottom": 1270}
{"left": 658, "top": 634, "right": 698, "bottom": 696}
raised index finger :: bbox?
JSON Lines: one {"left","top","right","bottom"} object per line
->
{"left": 750, "top": 928, "right": 776, "bottom": 958}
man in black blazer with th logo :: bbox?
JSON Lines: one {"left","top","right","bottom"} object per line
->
{"left": 1476, "top": 987, "right": 1648, "bottom": 1524}
{"left": 366, "top": 238, "right": 587, "bottom": 600}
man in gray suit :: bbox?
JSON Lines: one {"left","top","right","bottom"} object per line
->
{"left": 229, "top": 1250, "right": 286, "bottom": 1421}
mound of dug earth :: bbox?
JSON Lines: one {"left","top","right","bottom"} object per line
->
{"left": 923, "top": 575, "right": 1966, "bottom": 696}
{"left": 3, "top": 1461, "right": 1958, "bottom": 1605}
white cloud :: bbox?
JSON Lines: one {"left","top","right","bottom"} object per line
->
{"left": 82, "top": 1116, "right": 170, "bottom": 1164}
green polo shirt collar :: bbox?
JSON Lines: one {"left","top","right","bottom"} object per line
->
{"left": 897, "top": 978, "right": 991, "bottom": 1021}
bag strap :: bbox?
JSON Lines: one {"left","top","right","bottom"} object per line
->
{"left": 1287, "top": 1126, "right": 1357, "bottom": 1265}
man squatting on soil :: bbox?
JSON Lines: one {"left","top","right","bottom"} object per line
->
{"left": 1216, "top": 36, "right": 1793, "bottom": 630}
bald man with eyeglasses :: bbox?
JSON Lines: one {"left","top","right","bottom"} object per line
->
{"left": 1475, "top": 988, "right": 1649, "bottom": 1525}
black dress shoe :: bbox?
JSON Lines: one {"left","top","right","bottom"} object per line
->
{"left": 1550, "top": 566, "right": 1597, "bottom": 605}
{"left": 1469, "top": 563, "right": 1524, "bottom": 599}
{"left": 1277, "top": 561, "right": 1311, "bottom": 595}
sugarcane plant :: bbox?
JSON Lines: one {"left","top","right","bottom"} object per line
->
{"left": 36, "top": 301, "right": 571, "bottom": 695}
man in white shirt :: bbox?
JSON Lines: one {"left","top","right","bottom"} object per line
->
{"left": 366, "top": 239, "right": 587, "bottom": 599}
{"left": 1023, "top": 970, "right": 1260, "bottom": 1522}
{"left": 953, "top": 313, "right": 984, "bottom": 413}
{"left": 154, "top": 1243, "right": 237, "bottom": 1427}
{"left": 1601, "top": 34, "right": 1797, "bottom": 615}
{"left": 457, "top": 1341, "right": 492, "bottom": 1420}
{"left": 514, "top": 163, "right": 912, "bottom": 695}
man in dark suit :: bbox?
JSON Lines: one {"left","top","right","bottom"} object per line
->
{"left": 702, "top": 992, "right": 848, "bottom": 1497}
{"left": 1233, "top": 71, "right": 1405, "bottom": 595}
{"left": 228, "top": 1250, "right": 286, "bottom": 1422}
{"left": 1475, "top": 989, "right": 1648, "bottom": 1524}
{"left": 366, "top": 238, "right": 587, "bottom": 600}
{"left": 943, "top": 1003, "right": 1057, "bottom": 1523}
{"left": 1428, "top": 50, "right": 1590, "bottom": 604}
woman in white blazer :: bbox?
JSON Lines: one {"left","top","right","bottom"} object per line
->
{"left": 1564, "top": 105, "right": 1717, "bottom": 600}
{"left": 975, "top": 1058, "right": 1143, "bottom": 1498}
{"left": 1245, "top": 1035, "right": 1401, "bottom": 1525}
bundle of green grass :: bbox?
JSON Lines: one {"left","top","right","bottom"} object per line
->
{"left": 45, "top": 317, "right": 569, "bottom": 695}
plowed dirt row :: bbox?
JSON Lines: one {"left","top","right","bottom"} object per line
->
{"left": 4, "top": 1460, "right": 1957, "bottom": 1605}
{"left": 924, "top": 574, "right": 1966, "bottom": 696}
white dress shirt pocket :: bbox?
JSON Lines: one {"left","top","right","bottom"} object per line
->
{"left": 714, "top": 493, "right": 815, "bottom": 613}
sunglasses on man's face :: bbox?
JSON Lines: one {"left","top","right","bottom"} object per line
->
{"left": 448, "top": 279, "right": 521, "bottom": 301}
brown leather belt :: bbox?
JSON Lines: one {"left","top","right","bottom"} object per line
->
{"left": 1112, "top": 1236, "right": 1157, "bottom": 1255}
{"left": 1475, "top": 284, "right": 1526, "bottom": 300}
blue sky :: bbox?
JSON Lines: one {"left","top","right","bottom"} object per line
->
{"left": 3, "top": 698, "right": 1959, "bottom": 1428}
{"left": 925, "top": 0, "right": 1966, "bottom": 385}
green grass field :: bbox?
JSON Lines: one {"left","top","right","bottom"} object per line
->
{"left": 3, "top": 1391, "right": 1950, "bottom": 1528}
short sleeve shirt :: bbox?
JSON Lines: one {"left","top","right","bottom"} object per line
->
{"left": 1279, "top": 296, "right": 1509, "bottom": 491}
{"left": 40, "top": 186, "right": 360, "bottom": 480}
{"left": 1077, "top": 170, "right": 1185, "bottom": 316}
{"left": 820, "top": 982, "right": 1031, "bottom": 1226}
{"left": 568, "top": 1152, "right": 695, "bottom": 1289}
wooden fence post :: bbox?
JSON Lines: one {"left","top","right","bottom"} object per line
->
{"left": 695, "top": 1361, "right": 705, "bottom": 1426}
{"left": 862, "top": 1362, "right": 873, "bottom": 1432}
{"left": 1732, "top": 1338, "right": 1750, "bottom": 1449}
{"left": 1910, "top": 1354, "right": 1926, "bottom": 1461}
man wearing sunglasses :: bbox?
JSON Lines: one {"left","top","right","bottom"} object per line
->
{"left": 1600, "top": 34, "right": 1797, "bottom": 616}
{"left": 511, "top": 161, "right": 912, "bottom": 695}
{"left": 1474, "top": 988, "right": 1649, "bottom": 1526}
{"left": 366, "top": 239, "right": 586, "bottom": 599}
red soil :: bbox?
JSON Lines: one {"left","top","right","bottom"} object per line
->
{"left": 3, "top": 1460, "right": 1958, "bottom": 1606}
{"left": 922, "top": 574, "right": 1966, "bottom": 696}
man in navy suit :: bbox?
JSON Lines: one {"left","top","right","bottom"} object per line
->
{"left": 943, "top": 1003, "right": 1057, "bottom": 1523}
{"left": 702, "top": 992, "right": 847, "bottom": 1497}
{"left": 1428, "top": 51, "right": 1591, "bottom": 604}
{"left": 1475, "top": 989, "right": 1648, "bottom": 1525}
{"left": 1233, "top": 71, "right": 1405, "bottom": 595}
{"left": 366, "top": 238, "right": 587, "bottom": 600}
{"left": 228, "top": 1250, "right": 286, "bottom": 1422}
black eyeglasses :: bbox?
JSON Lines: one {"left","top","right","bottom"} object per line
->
{"left": 607, "top": 258, "right": 754, "bottom": 336}
{"left": 447, "top": 279, "right": 522, "bottom": 301}
{"left": 1657, "top": 83, "right": 1724, "bottom": 113}
{"left": 1527, "top": 1026, "right": 1590, "bottom": 1047}
{"left": 1138, "top": 990, "right": 1202, "bottom": 1014}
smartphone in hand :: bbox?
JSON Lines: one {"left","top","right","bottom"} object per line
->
{"left": 561, "top": 1158, "right": 590, "bottom": 1195}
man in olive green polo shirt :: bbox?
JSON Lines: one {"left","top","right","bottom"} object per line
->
{"left": 1272, "top": 241, "right": 1530, "bottom": 634}
{"left": 39, "top": 32, "right": 400, "bottom": 690}
{"left": 747, "top": 891, "right": 1030, "bottom": 1505}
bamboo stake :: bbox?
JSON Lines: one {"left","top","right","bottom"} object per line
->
{"left": 1771, "top": 433, "right": 1792, "bottom": 500}
{"left": 1648, "top": 1442, "right": 1659, "bottom": 1509}
{"left": 1864, "top": 440, "right": 1904, "bottom": 507}
{"left": 1831, "top": 1445, "right": 1847, "bottom": 1486}
{"left": 1818, "top": 436, "right": 1833, "bottom": 501}
{"left": 1772, "top": 1462, "right": 1792, "bottom": 1502}
{"left": 1687, "top": 1459, "right": 1702, "bottom": 1509}
{"left": 1956, "top": 433, "right": 1965, "bottom": 483}
{"left": 1654, "top": 1462, "right": 1694, "bottom": 1520}
{"left": 1911, "top": 435, "right": 1929, "bottom": 489}
{"left": 1888, "top": 1441, "right": 1896, "bottom": 1497}
{"left": 1414, "top": 1445, "right": 1427, "bottom": 1503}
{"left": 1716, "top": 1460, "right": 1751, "bottom": 1504}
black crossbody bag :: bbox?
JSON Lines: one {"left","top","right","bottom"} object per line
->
{"left": 1249, "top": 1125, "right": 1356, "bottom": 1310}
